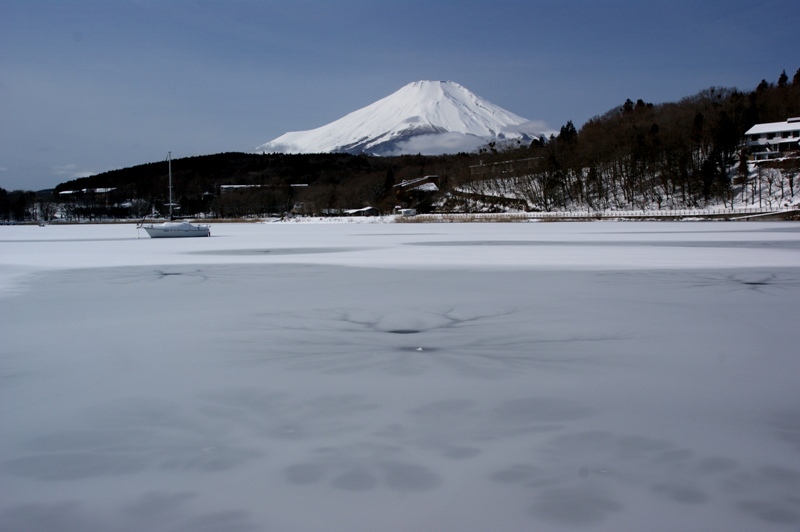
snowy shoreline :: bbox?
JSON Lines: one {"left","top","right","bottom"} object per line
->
{"left": 14, "top": 202, "right": 799, "bottom": 228}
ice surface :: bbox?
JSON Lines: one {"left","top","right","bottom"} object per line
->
{"left": 1, "top": 221, "right": 800, "bottom": 531}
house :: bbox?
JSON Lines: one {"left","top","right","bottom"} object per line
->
{"left": 343, "top": 206, "right": 380, "bottom": 217}
{"left": 221, "top": 183, "right": 305, "bottom": 194}
{"left": 57, "top": 187, "right": 117, "bottom": 206}
{"left": 394, "top": 206, "right": 417, "bottom": 217}
{"left": 745, "top": 118, "right": 800, "bottom": 160}
{"left": 58, "top": 187, "right": 116, "bottom": 196}
{"left": 393, "top": 175, "right": 440, "bottom": 193}
{"left": 392, "top": 175, "right": 441, "bottom": 213}
{"left": 220, "top": 184, "right": 265, "bottom": 194}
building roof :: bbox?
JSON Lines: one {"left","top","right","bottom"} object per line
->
{"left": 393, "top": 175, "right": 438, "bottom": 189}
{"left": 343, "top": 206, "right": 379, "bottom": 214}
{"left": 409, "top": 182, "right": 439, "bottom": 192}
{"left": 220, "top": 184, "right": 263, "bottom": 190}
{"left": 58, "top": 187, "right": 116, "bottom": 195}
{"left": 745, "top": 118, "right": 800, "bottom": 136}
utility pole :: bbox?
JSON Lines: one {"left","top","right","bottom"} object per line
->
{"left": 168, "top": 151, "right": 174, "bottom": 220}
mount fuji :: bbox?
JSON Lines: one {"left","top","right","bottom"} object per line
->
{"left": 255, "top": 80, "right": 548, "bottom": 156}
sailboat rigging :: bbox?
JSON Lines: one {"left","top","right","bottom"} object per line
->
{"left": 137, "top": 152, "right": 210, "bottom": 238}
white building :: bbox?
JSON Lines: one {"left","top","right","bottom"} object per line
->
{"left": 745, "top": 117, "right": 800, "bottom": 160}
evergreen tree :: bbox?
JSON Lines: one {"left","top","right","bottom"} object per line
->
{"left": 0, "top": 187, "right": 8, "bottom": 221}
{"left": 778, "top": 70, "right": 789, "bottom": 87}
{"left": 690, "top": 112, "right": 704, "bottom": 146}
{"left": 558, "top": 121, "right": 578, "bottom": 143}
{"left": 622, "top": 99, "right": 635, "bottom": 114}
{"left": 383, "top": 169, "right": 395, "bottom": 196}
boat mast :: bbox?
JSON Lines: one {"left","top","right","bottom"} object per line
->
{"left": 168, "top": 151, "right": 173, "bottom": 220}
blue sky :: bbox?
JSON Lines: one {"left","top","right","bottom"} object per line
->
{"left": 2, "top": 0, "right": 798, "bottom": 191}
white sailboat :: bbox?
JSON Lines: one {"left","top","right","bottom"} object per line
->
{"left": 138, "top": 152, "right": 210, "bottom": 238}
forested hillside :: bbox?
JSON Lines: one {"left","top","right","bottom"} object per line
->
{"left": 457, "top": 69, "right": 800, "bottom": 212}
{"left": 48, "top": 152, "right": 465, "bottom": 219}
{"left": 3, "top": 69, "right": 799, "bottom": 221}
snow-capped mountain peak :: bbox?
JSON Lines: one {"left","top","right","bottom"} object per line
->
{"left": 256, "top": 80, "right": 546, "bottom": 155}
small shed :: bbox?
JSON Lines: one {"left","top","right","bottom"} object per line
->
{"left": 394, "top": 206, "right": 417, "bottom": 216}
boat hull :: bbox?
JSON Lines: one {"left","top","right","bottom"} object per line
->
{"left": 140, "top": 222, "right": 210, "bottom": 238}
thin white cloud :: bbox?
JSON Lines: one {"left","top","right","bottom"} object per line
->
{"left": 510, "top": 120, "right": 555, "bottom": 138}
{"left": 52, "top": 164, "right": 96, "bottom": 179}
{"left": 386, "top": 133, "right": 488, "bottom": 155}
{"left": 256, "top": 142, "right": 303, "bottom": 154}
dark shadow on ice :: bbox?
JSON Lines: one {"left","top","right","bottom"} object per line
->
{"left": 530, "top": 487, "right": 623, "bottom": 525}
{"left": 490, "top": 464, "right": 546, "bottom": 484}
{"left": 179, "top": 510, "right": 258, "bottom": 532}
{"left": 409, "top": 399, "right": 477, "bottom": 419}
{"left": 283, "top": 458, "right": 440, "bottom": 493}
{"left": 355, "top": 232, "right": 443, "bottom": 236}
{"left": 0, "top": 501, "right": 87, "bottom": 532}
{"left": 0, "top": 497, "right": 259, "bottom": 532}
{"left": 759, "top": 465, "right": 800, "bottom": 487}
{"left": 382, "top": 461, "right": 440, "bottom": 491}
{"left": 158, "top": 447, "right": 264, "bottom": 473}
{"left": 652, "top": 448, "right": 695, "bottom": 464}
{"left": 769, "top": 408, "right": 800, "bottom": 452}
{"left": 737, "top": 501, "right": 800, "bottom": 524}
{"left": 284, "top": 463, "right": 327, "bottom": 485}
{"left": 493, "top": 397, "right": 596, "bottom": 424}
{"left": 441, "top": 446, "right": 481, "bottom": 459}
{"left": 4, "top": 453, "right": 147, "bottom": 481}
{"left": 331, "top": 468, "right": 379, "bottom": 491}
{"left": 694, "top": 456, "right": 739, "bottom": 475}
{"left": 682, "top": 271, "right": 800, "bottom": 293}
{"left": 652, "top": 483, "right": 709, "bottom": 504}
{"left": 189, "top": 247, "right": 367, "bottom": 256}
{"left": 122, "top": 491, "right": 198, "bottom": 520}
{"left": 408, "top": 240, "right": 800, "bottom": 250}
{"left": 0, "top": 238, "right": 138, "bottom": 244}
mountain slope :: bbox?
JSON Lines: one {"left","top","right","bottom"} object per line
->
{"left": 256, "top": 80, "right": 546, "bottom": 155}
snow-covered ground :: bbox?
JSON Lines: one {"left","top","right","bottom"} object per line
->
{"left": 2, "top": 221, "right": 800, "bottom": 531}
{"left": 456, "top": 162, "right": 800, "bottom": 213}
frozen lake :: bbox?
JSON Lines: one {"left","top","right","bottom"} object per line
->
{"left": 2, "top": 221, "right": 800, "bottom": 531}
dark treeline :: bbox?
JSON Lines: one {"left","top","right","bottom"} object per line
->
{"left": 3, "top": 69, "right": 799, "bottom": 221}
{"left": 0, "top": 188, "right": 38, "bottom": 222}
{"left": 44, "top": 152, "right": 467, "bottom": 220}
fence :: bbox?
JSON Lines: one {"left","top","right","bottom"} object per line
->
{"left": 409, "top": 207, "right": 798, "bottom": 222}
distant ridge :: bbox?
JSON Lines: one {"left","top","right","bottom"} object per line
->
{"left": 256, "top": 80, "right": 548, "bottom": 155}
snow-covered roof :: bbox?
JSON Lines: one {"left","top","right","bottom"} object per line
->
{"left": 220, "top": 184, "right": 263, "bottom": 190}
{"left": 410, "top": 182, "right": 439, "bottom": 192}
{"left": 394, "top": 175, "right": 437, "bottom": 188}
{"left": 343, "top": 206, "right": 379, "bottom": 214}
{"left": 745, "top": 118, "right": 800, "bottom": 136}
{"left": 58, "top": 187, "right": 116, "bottom": 195}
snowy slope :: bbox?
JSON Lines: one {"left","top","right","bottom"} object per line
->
{"left": 256, "top": 80, "right": 547, "bottom": 155}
